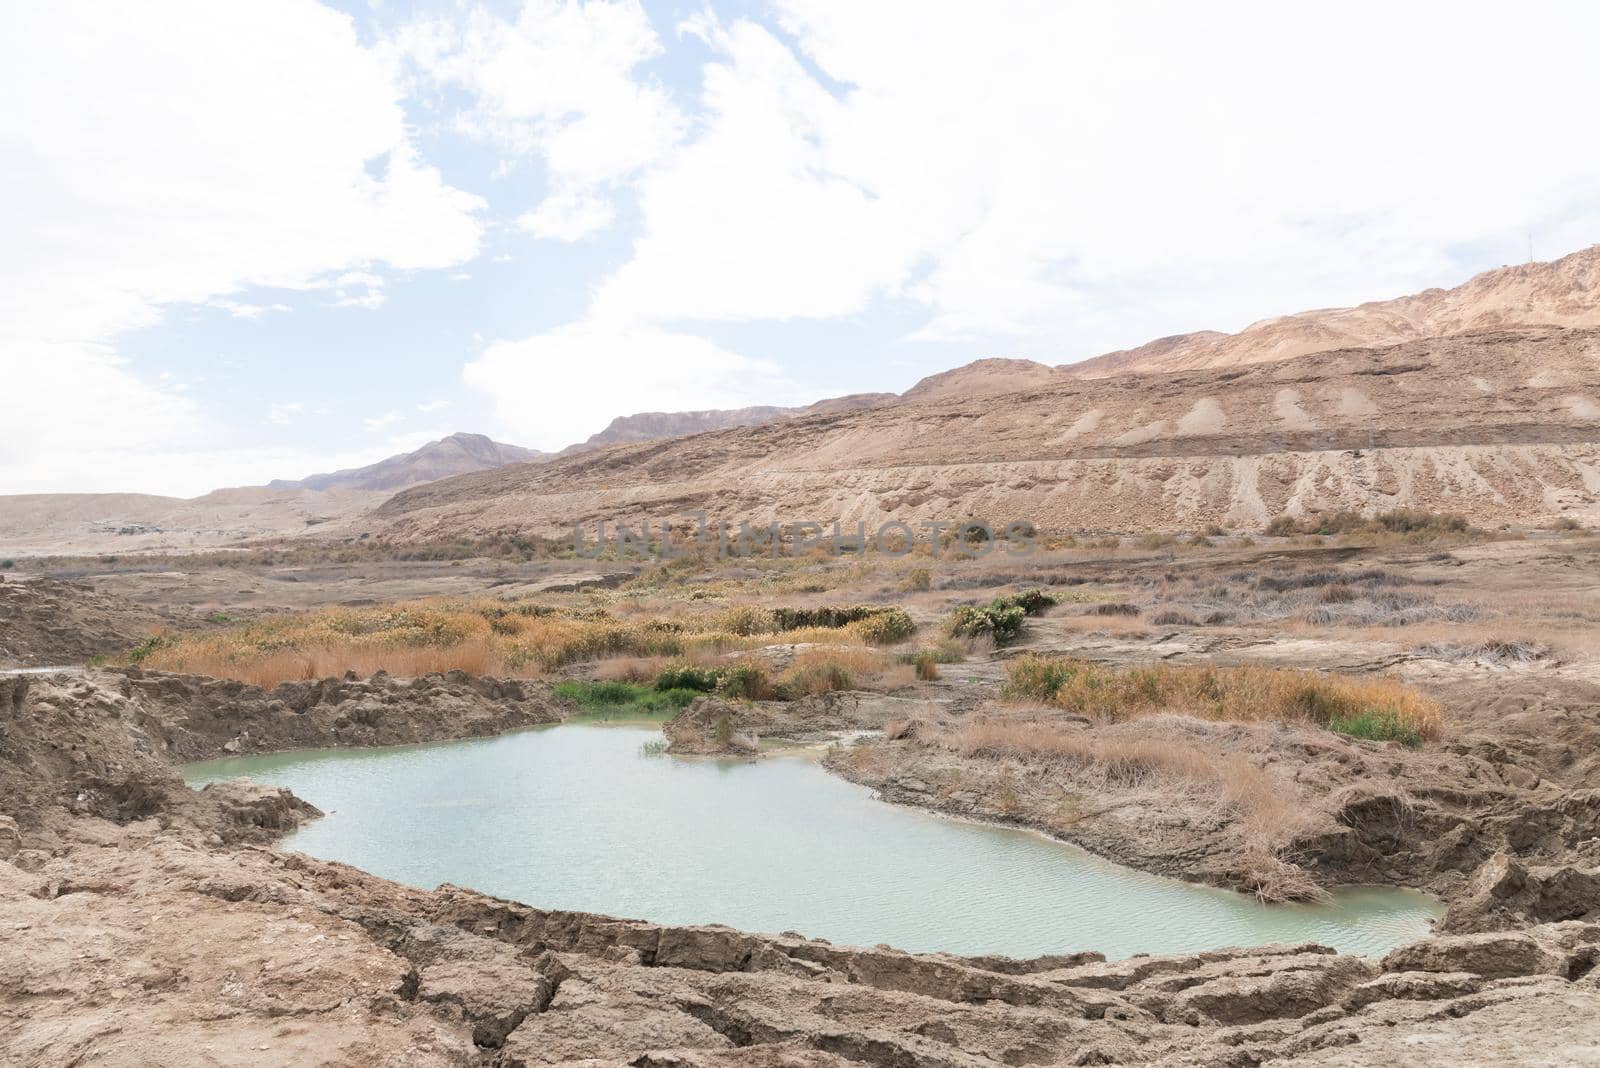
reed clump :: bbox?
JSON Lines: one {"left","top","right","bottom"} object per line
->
{"left": 1001, "top": 655, "right": 1442, "bottom": 744}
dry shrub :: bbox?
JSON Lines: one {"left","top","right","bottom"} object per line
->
{"left": 777, "top": 647, "right": 887, "bottom": 696}
{"left": 591, "top": 655, "right": 670, "bottom": 682}
{"left": 1001, "top": 655, "right": 1443, "bottom": 743}
{"left": 868, "top": 663, "right": 919, "bottom": 691}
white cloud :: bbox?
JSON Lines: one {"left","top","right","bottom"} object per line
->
{"left": 363, "top": 410, "right": 404, "bottom": 432}
{"left": 586, "top": 1, "right": 1600, "bottom": 354}
{"left": 519, "top": 189, "right": 615, "bottom": 242}
{"left": 0, "top": 0, "right": 484, "bottom": 494}
{"left": 463, "top": 320, "right": 805, "bottom": 449}
{"left": 267, "top": 402, "right": 308, "bottom": 425}
{"left": 416, "top": 399, "right": 453, "bottom": 413}
{"left": 393, "top": 0, "right": 682, "bottom": 242}
{"left": 210, "top": 299, "right": 293, "bottom": 320}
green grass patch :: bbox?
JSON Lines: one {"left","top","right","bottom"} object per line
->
{"left": 1327, "top": 709, "right": 1425, "bottom": 747}
{"left": 555, "top": 679, "right": 700, "bottom": 719}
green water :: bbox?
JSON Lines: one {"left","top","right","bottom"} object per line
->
{"left": 185, "top": 723, "right": 1441, "bottom": 960}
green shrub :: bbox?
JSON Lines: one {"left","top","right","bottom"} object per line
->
{"left": 910, "top": 650, "right": 940, "bottom": 680}
{"left": 555, "top": 679, "right": 699, "bottom": 715}
{"left": 771, "top": 605, "right": 881, "bottom": 630}
{"left": 0, "top": 560, "right": 14, "bottom": 569}
{"left": 717, "top": 662, "right": 772, "bottom": 700}
{"left": 998, "top": 589, "right": 1056, "bottom": 616}
{"left": 949, "top": 601, "right": 1027, "bottom": 644}
{"left": 654, "top": 664, "right": 723, "bottom": 692}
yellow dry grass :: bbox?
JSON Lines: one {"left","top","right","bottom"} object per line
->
{"left": 132, "top": 597, "right": 867, "bottom": 687}
{"left": 1001, "top": 655, "right": 1443, "bottom": 741}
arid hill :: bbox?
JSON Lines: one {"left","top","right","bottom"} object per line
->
{"left": 563, "top": 393, "right": 896, "bottom": 454}
{"left": 0, "top": 433, "right": 539, "bottom": 556}
{"left": 269, "top": 431, "right": 543, "bottom": 492}
{"left": 374, "top": 327, "right": 1600, "bottom": 539}
{"left": 0, "top": 487, "right": 385, "bottom": 557}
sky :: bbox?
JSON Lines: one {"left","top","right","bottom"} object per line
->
{"left": 4, "top": 0, "right": 1600, "bottom": 497}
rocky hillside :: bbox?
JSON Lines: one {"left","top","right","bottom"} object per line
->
{"left": 1067, "top": 244, "right": 1600, "bottom": 378}
{"left": 559, "top": 246, "right": 1600, "bottom": 453}
{"left": 269, "top": 431, "right": 544, "bottom": 492}
{"left": 563, "top": 393, "right": 896, "bottom": 454}
{"left": 374, "top": 327, "right": 1600, "bottom": 538}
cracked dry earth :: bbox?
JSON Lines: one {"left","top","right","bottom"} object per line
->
{"left": 3, "top": 673, "right": 1600, "bottom": 1065}
{"left": 6, "top": 833, "right": 1600, "bottom": 1066}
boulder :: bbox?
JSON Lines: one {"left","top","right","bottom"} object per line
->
{"left": 1440, "top": 853, "right": 1600, "bottom": 933}
{"left": 1381, "top": 931, "right": 1569, "bottom": 979}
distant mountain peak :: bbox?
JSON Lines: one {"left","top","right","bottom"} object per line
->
{"left": 267, "top": 433, "right": 545, "bottom": 493}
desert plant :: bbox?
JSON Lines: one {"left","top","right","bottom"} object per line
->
{"left": 949, "top": 601, "right": 1027, "bottom": 644}
{"left": 904, "top": 567, "right": 932, "bottom": 591}
{"left": 1000, "top": 655, "right": 1442, "bottom": 741}
{"left": 849, "top": 608, "right": 916, "bottom": 645}
{"left": 1000, "top": 589, "right": 1057, "bottom": 616}
{"left": 717, "top": 661, "right": 772, "bottom": 700}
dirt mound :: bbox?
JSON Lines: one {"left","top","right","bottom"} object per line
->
{"left": 108, "top": 666, "right": 565, "bottom": 761}
{"left": 0, "top": 672, "right": 316, "bottom": 848}
{"left": 663, "top": 696, "right": 764, "bottom": 755}
{"left": 0, "top": 576, "right": 177, "bottom": 666}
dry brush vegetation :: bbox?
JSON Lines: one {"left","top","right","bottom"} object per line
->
{"left": 1001, "top": 655, "right": 1443, "bottom": 744}
{"left": 123, "top": 597, "right": 919, "bottom": 688}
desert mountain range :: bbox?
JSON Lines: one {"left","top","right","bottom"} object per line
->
{"left": 374, "top": 327, "right": 1600, "bottom": 540}
{"left": 556, "top": 243, "right": 1600, "bottom": 438}
{"left": 4, "top": 245, "right": 1600, "bottom": 554}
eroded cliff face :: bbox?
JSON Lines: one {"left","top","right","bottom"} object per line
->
{"left": 375, "top": 329, "right": 1600, "bottom": 542}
